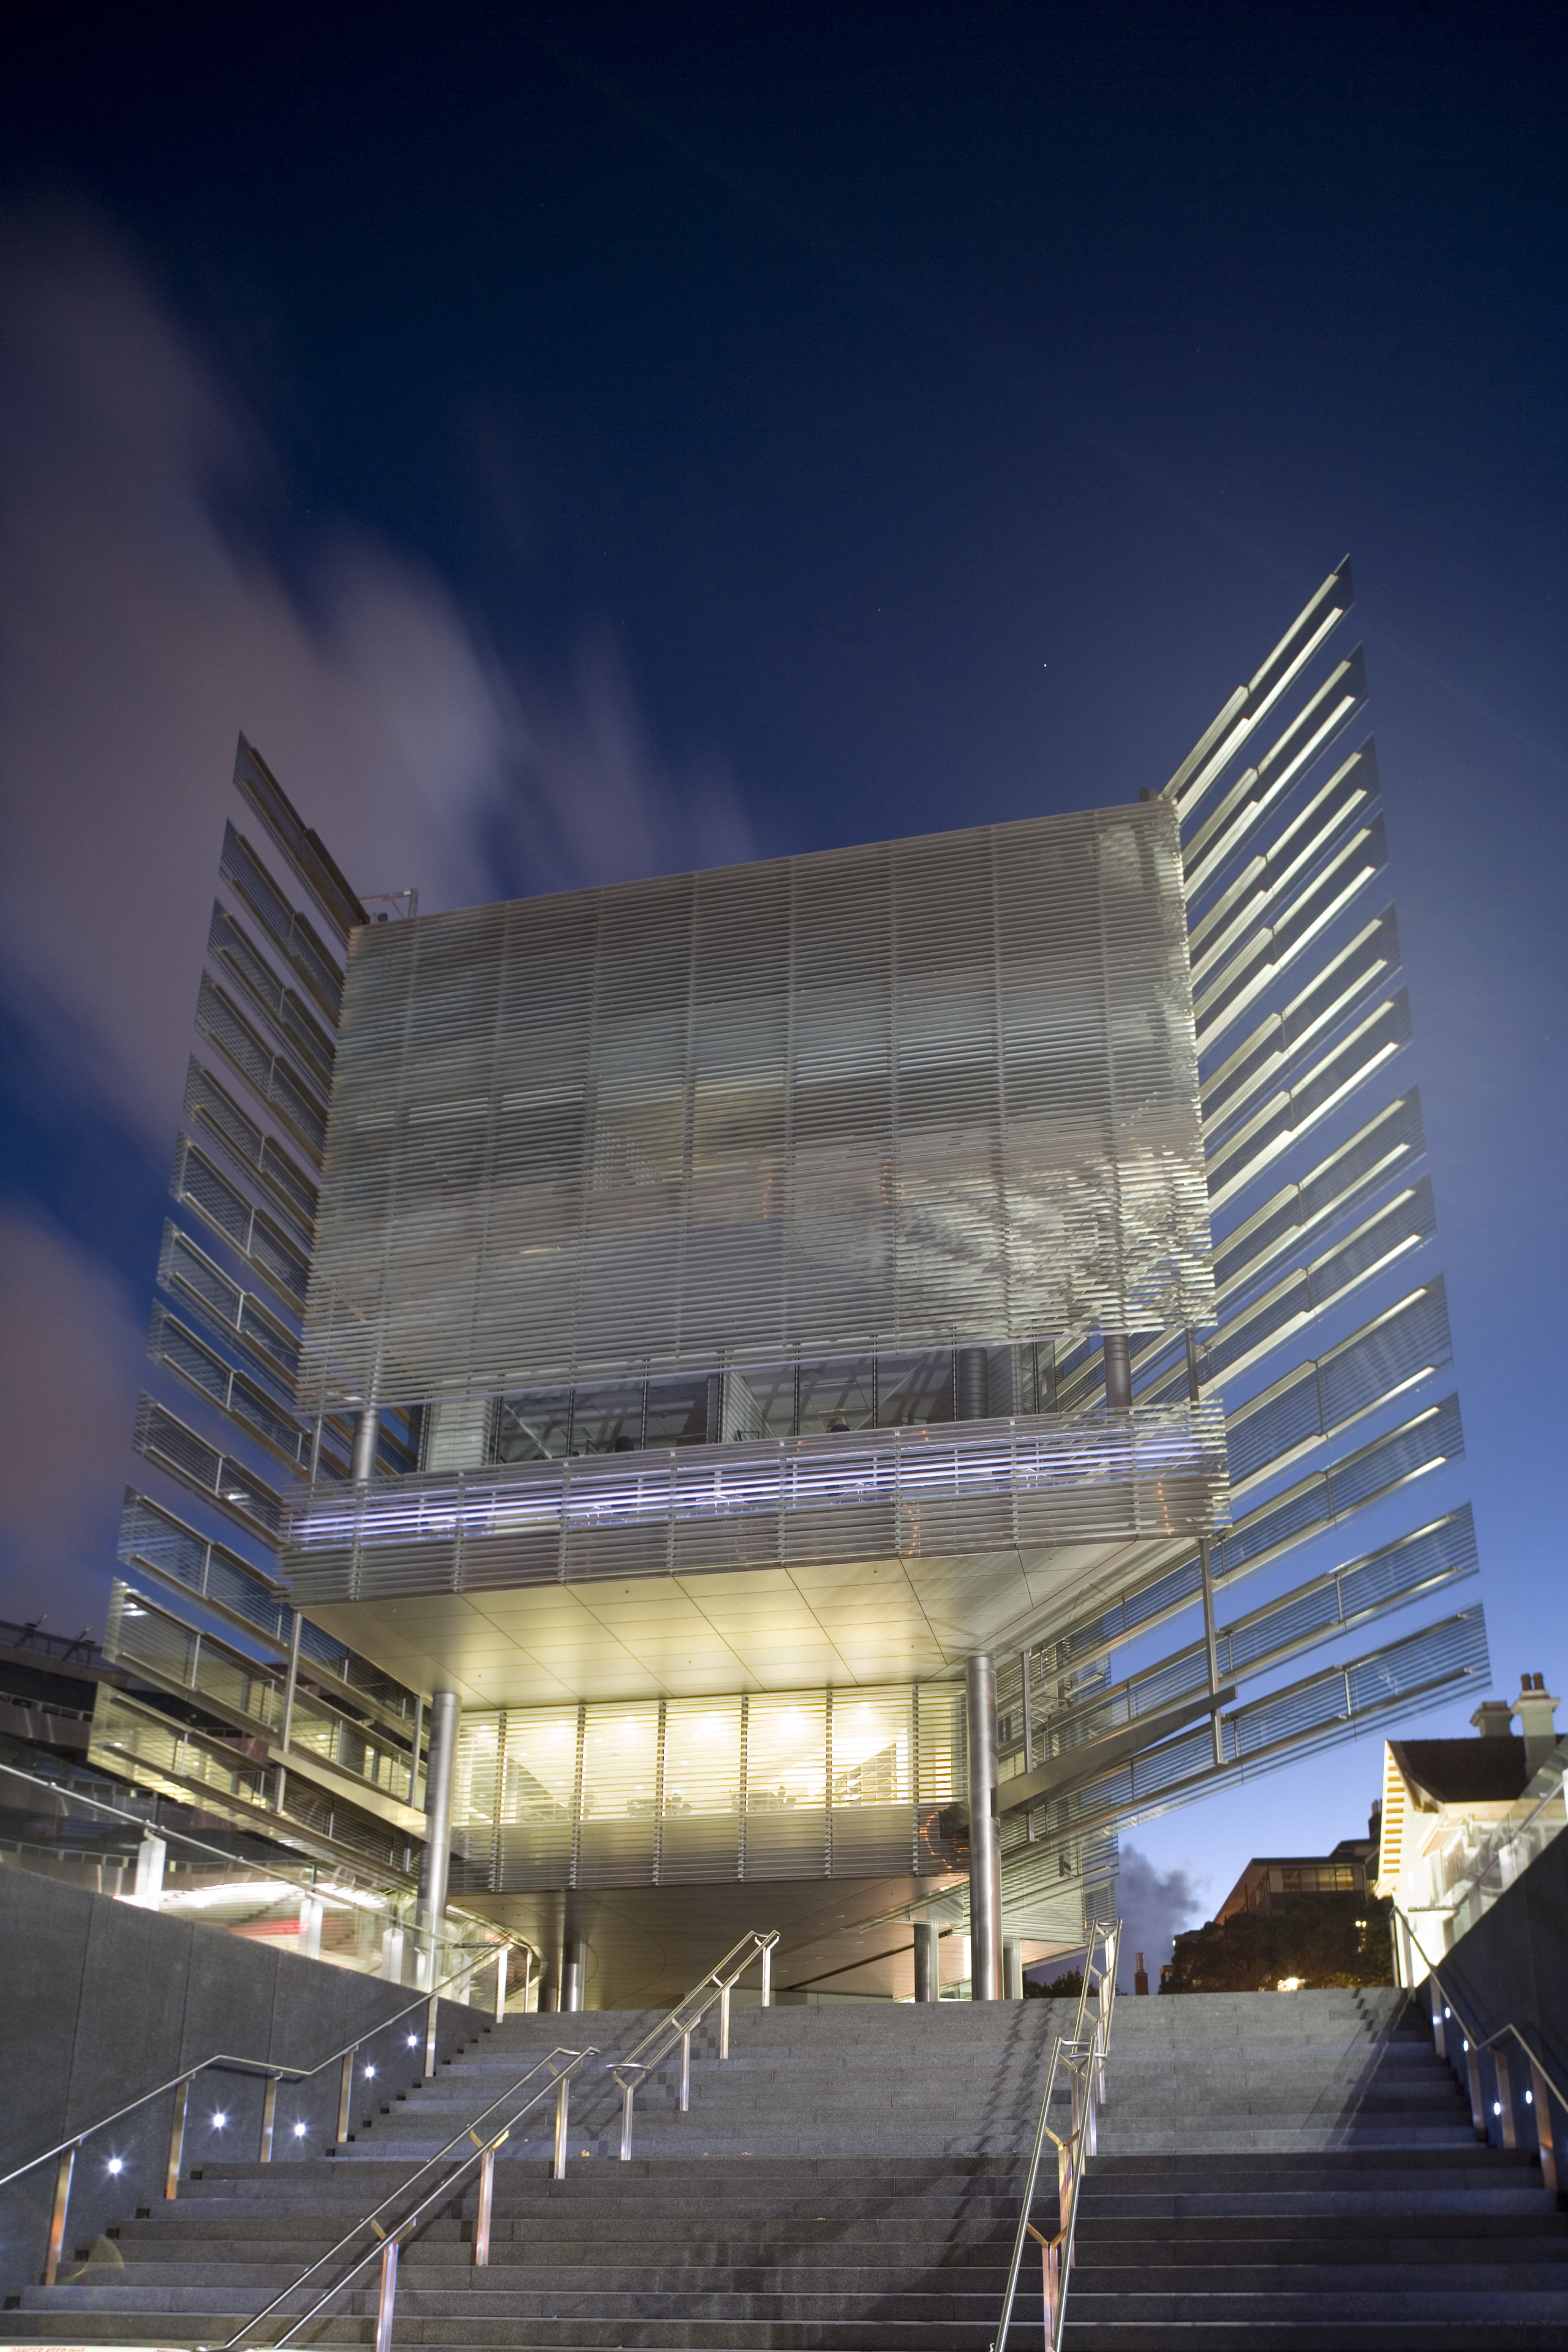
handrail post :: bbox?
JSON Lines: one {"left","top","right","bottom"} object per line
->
{"left": 373, "top": 2235, "right": 399, "bottom": 2352}
{"left": 337, "top": 2048, "right": 356, "bottom": 2144}
{"left": 474, "top": 2143, "right": 496, "bottom": 2267}
{"left": 424, "top": 1994, "right": 439, "bottom": 2076}
{"left": 679, "top": 2029, "right": 691, "bottom": 2113}
{"left": 1531, "top": 2057, "right": 1559, "bottom": 2194}
{"left": 1493, "top": 2048, "right": 1517, "bottom": 2149}
{"left": 552, "top": 2071, "right": 570, "bottom": 2180}
{"left": 1463, "top": 2036, "right": 1487, "bottom": 2138}
{"left": 620, "top": 2079, "right": 635, "bottom": 2163}
{"left": 43, "top": 2143, "right": 76, "bottom": 2286}
{"left": 720, "top": 1981, "right": 731, "bottom": 2060}
{"left": 1042, "top": 2237, "right": 1060, "bottom": 2344}
{"left": 165, "top": 2076, "right": 190, "bottom": 2201}
{"left": 760, "top": 1939, "right": 772, "bottom": 2009}
{"left": 258, "top": 2074, "right": 278, "bottom": 2163}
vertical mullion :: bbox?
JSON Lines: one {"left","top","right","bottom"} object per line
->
{"left": 652, "top": 1699, "right": 666, "bottom": 1887}
{"left": 737, "top": 1694, "right": 748, "bottom": 1882}
{"left": 569, "top": 1704, "right": 585, "bottom": 1889}
{"left": 824, "top": 1687, "right": 833, "bottom": 1879}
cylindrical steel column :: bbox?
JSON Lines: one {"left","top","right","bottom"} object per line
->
{"left": 560, "top": 1939, "right": 587, "bottom": 2012}
{"left": 965, "top": 1651, "right": 1003, "bottom": 2002}
{"left": 954, "top": 1347, "right": 989, "bottom": 1420}
{"left": 1002, "top": 1939, "right": 1024, "bottom": 2000}
{"left": 351, "top": 1408, "right": 381, "bottom": 1483}
{"left": 1102, "top": 1335, "right": 1133, "bottom": 1410}
{"left": 416, "top": 1691, "right": 459, "bottom": 1937}
{"left": 913, "top": 1921, "right": 940, "bottom": 2003}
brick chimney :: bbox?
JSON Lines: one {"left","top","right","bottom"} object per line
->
{"left": 1513, "top": 1674, "right": 1560, "bottom": 1776}
{"left": 1469, "top": 1697, "right": 1516, "bottom": 1738}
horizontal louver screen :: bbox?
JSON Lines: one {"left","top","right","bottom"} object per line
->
{"left": 284, "top": 1403, "right": 1227, "bottom": 1602}
{"left": 300, "top": 803, "right": 1210, "bottom": 1412}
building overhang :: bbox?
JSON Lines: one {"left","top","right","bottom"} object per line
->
{"left": 282, "top": 1405, "right": 1227, "bottom": 1705}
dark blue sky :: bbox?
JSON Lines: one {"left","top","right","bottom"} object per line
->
{"left": 0, "top": 0, "right": 1562, "bottom": 1941}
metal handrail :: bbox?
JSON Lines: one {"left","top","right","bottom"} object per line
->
{"left": 611, "top": 1928, "right": 779, "bottom": 2160}
{"left": 992, "top": 1918, "right": 1121, "bottom": 2352}
{"left": 1393, "top": 1900, "right": 1568, "bottom": 2191}
{"left": 206, "top": 2042, "right": 596, "bottom": 2352}
{"left": 15, "top": 1935, "right": 535, "bottom": 2287}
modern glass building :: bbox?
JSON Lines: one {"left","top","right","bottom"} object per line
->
{"left": 95, "top": 559, "right": 1488, "bottom": 2005}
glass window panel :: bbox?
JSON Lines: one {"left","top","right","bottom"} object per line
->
{"left": 494, "top": 1389, "right": 573, "bottom": 1462}
{"left": 831, "top": 1687, "right": 912, "bottom": 1805}
{"left": 662, "top": 1698, "right": 742, "bottom": 1815}
{"left": 644, "top": 1378, "right": 709, "bottom": 1446}
{"left": 287, "top": 1692, "right": 340, "bottom": 1766}
{"left": 745, "top": 1694, "right": 826, "bottom": 1811}
{"left": 793, "top": 1359, "right": 876, "bottom": 1434}
{"left": 916, "top": 1683, "right": 962, "bottom": 1803}
{"left": 500, "top": 1706, "right": 579, "bottom": 1820}
{"left": 876, "top": 1350, "right": 956, "bottom": 1426}
{"left": 579, "top": 1702, "right": 662, "bottom": 1817}
{"left": 569, "top": 1383, "right": 648, "bottom": 1454}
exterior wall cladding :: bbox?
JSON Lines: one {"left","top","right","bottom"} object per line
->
{"left": 299, "top": 799, "right": 1212, "bottom": 1410}
{"left": 276, "top": 560, "right": 1487, "bottom": 1924}
{"left": 285, "top": 804, "right": 1229, "bottom": 1621}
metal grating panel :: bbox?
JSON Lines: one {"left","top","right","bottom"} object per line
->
{"left": 1223, "top": 1280, "right": 1450, "bottom": 1488}
{"left": 182, "top": 1057, "right": 319, "bottom": 1236}
{"left": 1005, "top": 1506, "right": 1479, "bottom": 1764}
{"left": 157, "top": 1221, "right": 302, "bottom": 1389}
{"left": 172, "top": 1136, "right": 311, "bottom": 1306}
{"left": 132, "top": 1394, "right": 284, "bottom": 1540}
{"left": 298, "top": 801, "right": 1211, "bottom": 1412}
{"left": 147, "top": 1303, "right": 310, "bottom": 1473}
{"left": 283, "top": 1402, "right": 1227, "bottom": 1602}
{"left": 118, "top": 1487, "right": 292, "bottom": 1646}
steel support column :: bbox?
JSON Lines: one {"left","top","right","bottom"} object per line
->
{"left": 415, "top": 1690, "right": 459, "bottom": 1942}
{"left": 913, "top": 1921, "right": 940, "bottom": 2003}
{"left": 965, "top": 1651, "right": 1002, "bottom": 2002}
{"left": 350, "top": 1408, "right": 380, "bottom": 1484}
{"left": 1102, "top": 1333, "right": 1133, "bottom": 1410}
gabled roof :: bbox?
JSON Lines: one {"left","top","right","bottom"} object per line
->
{"left": 1390, "top": 1735, "right": 1529, "bottom": 1809}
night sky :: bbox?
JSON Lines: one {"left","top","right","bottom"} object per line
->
{"left": 1, "top": 1, "right": 1562, "bottom": 1964}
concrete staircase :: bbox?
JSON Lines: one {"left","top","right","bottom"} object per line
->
{"left": 1071, "top": 1991, "right": 1568, "bottom": 2345}
{"left": 2, "top": 1992, "right": 1565, "bottom": 2348}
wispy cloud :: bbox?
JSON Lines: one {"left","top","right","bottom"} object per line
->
{"left": 0, "top": 1209, "right": 147, "bottom": 1636}
{"left": 500, "top": 637, "right": 760, "bottom": 895}
{"left": 0, "top": 205, "right": 758, "bottom": 1149}
{"left": 0, "top": 206, "right": 758, "bottom": 1626}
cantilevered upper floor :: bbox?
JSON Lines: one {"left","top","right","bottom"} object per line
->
{"left": 279, "top": 795, "right": 1226, "bottom": 1703}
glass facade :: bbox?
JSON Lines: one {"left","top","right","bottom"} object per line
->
{"left": 448, "top": 1684, "right": 962, "bottom": 1894}
{"left": 76, "top": 561, "right": 1492, "bottom": 1995}
{"left": 298, "top": 802, "right": 1212, "bottom": 1419}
